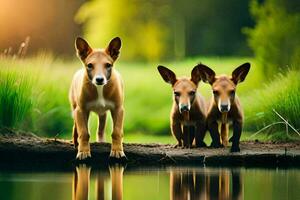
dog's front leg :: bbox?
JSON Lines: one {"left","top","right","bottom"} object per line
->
{"left": 208, "top": 120, "right": 222, "bottom": 148}
{"left": 230, "top": 119, "right": 243, "bottom": 152}
{"left": 171, "top": 121, "right": 183, "bottom": 148}
{"left": 110, "top": 106, "right": 126, "bottom": 160}
{"left": 195, "top": 121, "right": 207, "bottom": 147}
{"left": 74, "top": 108, "right": 91, "bottom": 160}
{"left": 97, "top": 113, "right": 107, "bottom": 142}
{"left": 182, "top": 125, "right": 194, "bottom": 148}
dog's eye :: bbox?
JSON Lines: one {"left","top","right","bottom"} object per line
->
{"left": 87, "top": 63, "right": 93, "bottom": 69}
{"left": 213, "top": 90, "right": 219, "bottom": 96}
{"left": 105, "top": 63, "right": 112, "bottom": 68}
{"left": 174, "top": 92, "right": 180, "bottom": 97}
{"left": 189, "top": 91, "right": 196, "bottom": 96}
{"left": 229, "top": 90, "right": 235, "bottom": 96}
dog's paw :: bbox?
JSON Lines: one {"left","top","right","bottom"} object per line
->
{"left": 222, "top": 140, "right": 229, "bottom": 147}
{"left": 76, "top": 151, "right": 91, "bottom": 160}
{"left": 182, "top": 145, "right": 192, "bottom": 149}
{"left": 230, "top": 145, "right": 240, "bottom": 153}
{"left": 196, "top": 141, "right": 207, "bottom": 148}
{"left": 109, "top": 150, "right": 127, "bottom": 163}
{"left": 173, "top": 143, "right": 182, "bottom": 148}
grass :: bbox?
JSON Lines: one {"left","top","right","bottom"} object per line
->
{"left": 0, "top": 70, "right": 34, "bottom": 129}
{"left": 0, "top": 54, "right": 298, "bottom": 142}
{"left": 243, "top": 70, "right": 300, "bottom": 140}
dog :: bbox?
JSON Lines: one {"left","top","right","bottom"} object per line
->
{"left": 197, "top": 63, "right": 250, "bottom": 152}
{"left": 157, "top": 65, "right": 207, "bottom": 148}
{"left": 69, "top": 37, "right": 126, "bottom": 161}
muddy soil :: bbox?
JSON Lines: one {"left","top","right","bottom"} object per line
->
{"left": 0, "top": 128, "right": 299, "bottom": 169}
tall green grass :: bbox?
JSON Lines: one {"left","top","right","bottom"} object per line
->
{"left": 0, "top": 71, "right": 33, "bottom": 129}
{"left": 2, "top": 55, "right": 299, "bottom": 142}
{"left": 243, "top": 70, "right": 300, "bottom": 139}
{"left": 0, "top": 55, "right": 74, "bottom": 136}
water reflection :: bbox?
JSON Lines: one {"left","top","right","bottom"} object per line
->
{"left": 73, "top": 166, "right": 242, "bottom": 200}
{"left": 170, "top": 168, "right": 243, "bottom": 200}
{"left": 72, "top": 164, "right": 124, "bottom": 200}
{"left": 0, "top": 167, "right": 299, "bottom": 200}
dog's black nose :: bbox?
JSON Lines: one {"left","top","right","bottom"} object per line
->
{"left": 220, "top": 104, "right": 229, "bottom": 112}
{"left": 180, "top": 104, "right": 189, "bottom": 112}
{"left": 95, "top": 77, "right": 104, "bottom": 85}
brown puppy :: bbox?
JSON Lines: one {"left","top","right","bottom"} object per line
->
{"left": 69, "top": 37, "right": 126, "bottom": 161}
{"left": 197, "top": 63, "right": 250, "bottom": 152}
{"left": 157, "top": 66, "right": 207, "bottom": 148}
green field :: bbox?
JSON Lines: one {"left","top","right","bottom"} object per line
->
{"left": 0, "top": 55, "right": 299, "bottom": 143}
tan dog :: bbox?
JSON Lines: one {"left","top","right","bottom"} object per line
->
{"left": 69, "top": 37, "right": 126, "bottom": 161}
{"left": 197, "top": 63, "right": 250, "bottom": 152}
{"left": 157, "top": 66, "right": 207, "bottom": 148}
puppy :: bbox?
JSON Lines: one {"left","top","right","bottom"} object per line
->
{"left": 197, "top": 63, "right": 250, "bottom": 152}
{"left": 157, "top": 65, "right": 207, "bottom": 148}
{"left": 69, "top": 37, "right": 126, "bottom": 161}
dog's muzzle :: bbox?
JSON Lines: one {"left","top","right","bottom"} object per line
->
{"left": 218, "top": 99, "right": 230, "bottom": 113}
{"left": 179, "top": 104, "right": 190, "bottom": 113}
{"left": 93, "top": 75, "right": 107, "bottom": 86}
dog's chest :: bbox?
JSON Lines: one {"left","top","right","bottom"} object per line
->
{"left": 86, "top": 86, "right": 115, "bottom": 114}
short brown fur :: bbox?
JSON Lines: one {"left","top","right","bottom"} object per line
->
{"left": 157, "top": 66, "right": 207, "bottom": 148}
{"left": 69, "top": 37, "right": 126, "bottom": 160}
{"left": 197, "top": 63, "right": 250, "bottom": 152}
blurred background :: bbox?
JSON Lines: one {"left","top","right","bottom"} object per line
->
{"left": 0, "top": 0, "right": 299, "bottom": 143}
{"left": 0, "top": 0, "right": 254, "bottom": 60}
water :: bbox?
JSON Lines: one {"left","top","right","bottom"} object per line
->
{"left": 0, "top": 166, "right": 299, "bottom": 200}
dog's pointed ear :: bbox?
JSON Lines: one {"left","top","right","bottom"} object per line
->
{"left": 157, "top": 65, "right": 177, "bottom": 85}
{"left": 190, "top": 65, "right": 202, "bottom": 85}
{"left": 196, "top": 63, "right": 216, "bottom": 85}
{"left": 75, "top": 37, "right": 93, "bottom": 60}
{"left": 106, "top": 37, "right": 121, "bottom": 60}
{"left": 231, "top": 62, "right": 250, "bottom": 84}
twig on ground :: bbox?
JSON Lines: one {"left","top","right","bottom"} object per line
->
{"left": 272, "top": 109, "right": 300, "bottom": 137}
{"left": 249, "top": 122, "right": 286, "bottom": 138}
{"left": 250, "top": 109, "right": 300, "bottom": 138}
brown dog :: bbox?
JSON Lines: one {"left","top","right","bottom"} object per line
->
{"left": 69, "top": 37, "right": 126, "bottom": 161}
{"left": 157, "top": 66, "right": 207, "bottom": 148}
{"left": 197, "top": 63, "right": 250, "bottom": 152}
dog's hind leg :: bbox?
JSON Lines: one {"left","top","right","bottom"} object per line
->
{"left": 221, "top": 123, "right": 229, "bottom": 147}
{"left": 72, "top": 122, "right": 78, "bottom": 148}
{"left": 97, "top": 112, "right": 107, "bottom": 142}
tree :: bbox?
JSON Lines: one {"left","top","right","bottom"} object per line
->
{"left": 76, "top": 0, "right": 253, "bottom": 61}
{"left": 245, "top": 0, "right": 300, "bottom": 76}
{"left": 76, "top": 0, "right": 172, "bottom": 61}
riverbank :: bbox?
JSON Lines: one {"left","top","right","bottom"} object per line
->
{"left": 0, "top": 128, "right": 299, "bottom": 170}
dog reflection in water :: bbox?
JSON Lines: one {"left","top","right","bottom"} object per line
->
{"left": 170, "top": 168, "right": 243, "bottom": 200}
{"left": 72, "top": 164, "right": 124, "bottom": 200}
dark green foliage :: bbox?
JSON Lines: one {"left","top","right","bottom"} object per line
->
{"left": 245, "top": 0, "right": 300, "bottom": 76}
{"left": 244, "top": 70, "right": 300, "bottom": 139}
{"left": 77, "top": 0, "right": 253, "bottom": 61}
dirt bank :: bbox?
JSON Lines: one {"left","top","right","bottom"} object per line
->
{"left": 0, "top": 128, "right": 299, "bottom": 169}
